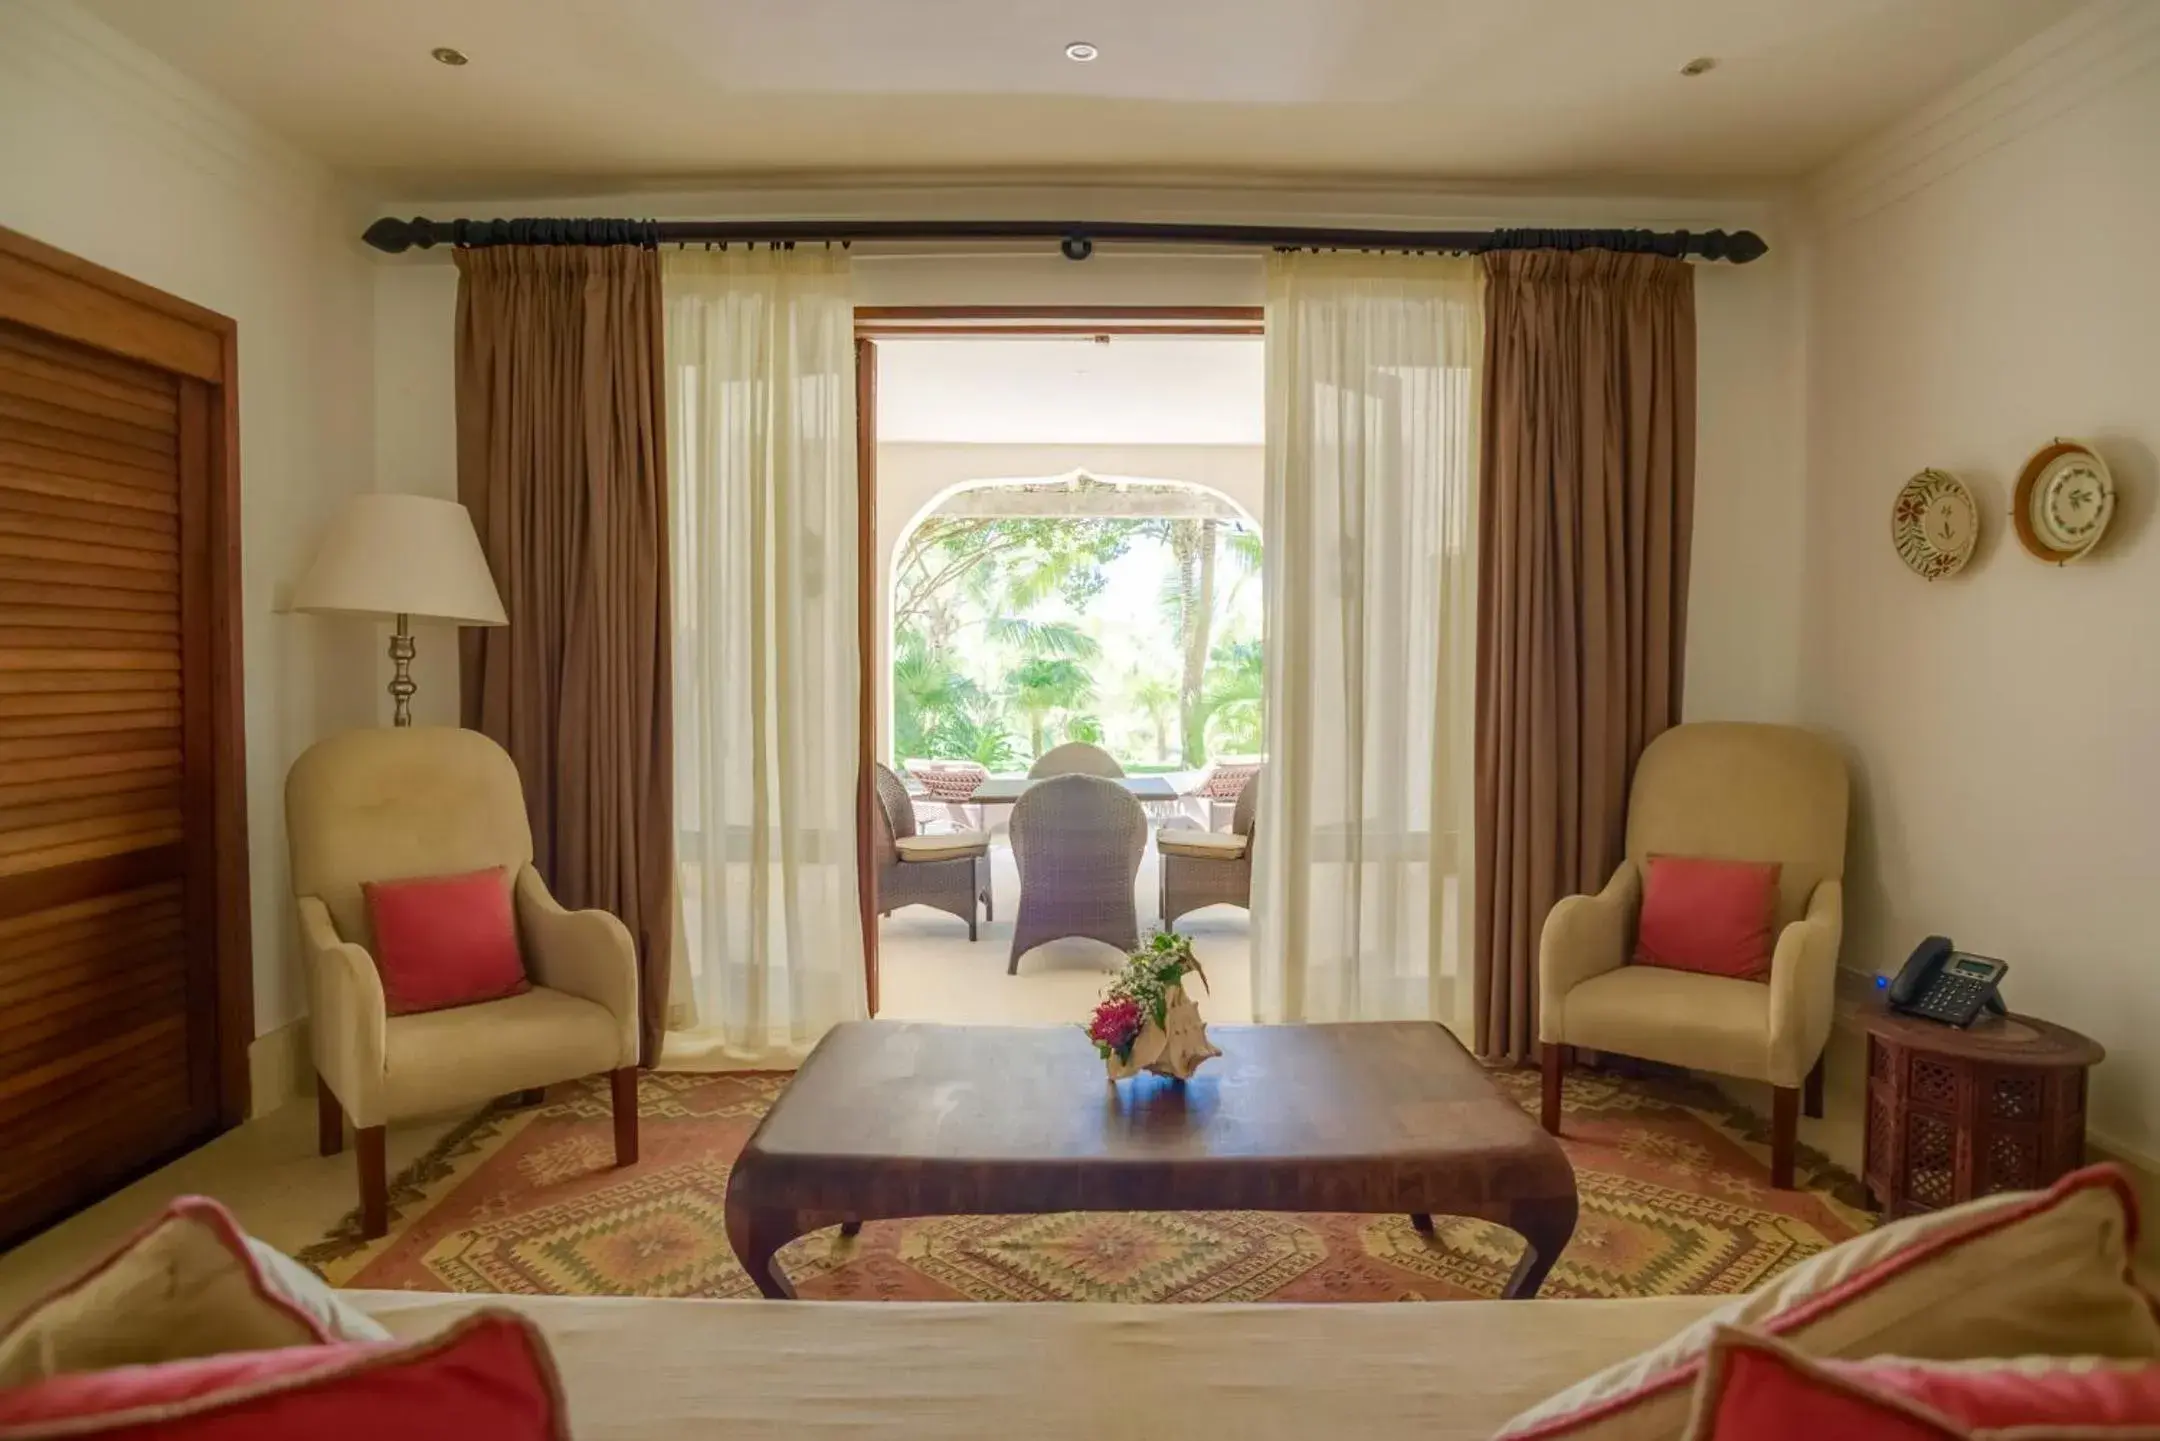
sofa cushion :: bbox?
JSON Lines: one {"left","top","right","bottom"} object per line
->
{"left": 1556, "top": 967, "right": 1773, "bottom": 1083}
{"left": 1157, "top": 830, "right": 1249, "bottom": 860}
{"left": 363, "top": 867, "right": 529, "bottom": 1016}
{"left": 1682, "top": 1327, "right": 2160, "bottom": 1440}
{"left": 0, "top": 1197, "right": 386, "bottom": 1386}
{"left": 0, "top": 1312, "right": 566, "bottom": 1440}
{"left": 1633, "top": 856, "right": 1779, "bottom": 980}
{"left": 895, "top": 832, "right": 989, "bottom": 861}
{"left": 1497, "top": 1165, "right": 2160, "bottom": 1441}
{"left": 383, "top": 988, "right": 620, "bottom": 1118}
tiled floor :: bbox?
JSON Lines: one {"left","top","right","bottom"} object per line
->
{"left": 876, "top": 836, "right": 1256, "bottom": 1027}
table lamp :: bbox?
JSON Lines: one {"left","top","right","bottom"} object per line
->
{"left": 291, "top": 494, "right": 507, "bottom": 726}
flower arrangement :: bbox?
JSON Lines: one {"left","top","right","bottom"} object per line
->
{"left": 1084, "top": 932, "right": 1219, "bottom": 1081}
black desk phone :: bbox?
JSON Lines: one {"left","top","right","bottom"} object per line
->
{"left": 1886, "top": 936, "right": 2008, "bottom": 1027}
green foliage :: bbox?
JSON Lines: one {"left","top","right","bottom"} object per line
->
{"left": 1007, "top": 656, "right": 1095, "bottom": 756}
{"left": 891, "top": 507, "right": 1263, "bottom": 770}
{"left": 1200, "top": 638, "right": 1266, "bottom": 756}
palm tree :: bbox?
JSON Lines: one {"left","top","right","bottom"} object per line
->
{"left": 1007, "top": 658, "right": 1095, "bottom": 759}
{"left": 1199, "top": 639, "right": 1265, "bottom": 757}
{"left": 1130, "top": 674, "right": 1180, "bottom": 765}
{"left": 892, "top": 634, "right": 984, "bottom": 760}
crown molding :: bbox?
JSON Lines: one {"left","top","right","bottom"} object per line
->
{"left": 0, "top": 0, "right": 333, "bottom": 211}
{"left": 1808, "top": 0, "right": 2160, "bottom": 228}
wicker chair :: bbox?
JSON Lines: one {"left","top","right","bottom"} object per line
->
{"left": 1161, "top": 766, "right": 1260, "bottom": 929}
{"left": 1028, "top": 743, "right": 1125, "bottom": 779}
{"left": 871, "top": 763, "right": 991, "bottom": 941}
{"left": 1007, "top": 774, "right": 1145, "bottom": 974}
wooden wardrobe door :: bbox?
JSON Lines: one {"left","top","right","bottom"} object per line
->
{"left": 0, "top": 319, "right": 216, "bottom": 1240}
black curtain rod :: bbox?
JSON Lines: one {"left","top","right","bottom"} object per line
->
{"left": 360, "top": 216, "right": 1768, "bottom": 264}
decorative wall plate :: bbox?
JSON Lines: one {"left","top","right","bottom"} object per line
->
{"left": 2012, "top": 439, "right": 2114, "bottom": 564}
{"left": 1891, "top": 468, "right": 1978, "bottom": 580}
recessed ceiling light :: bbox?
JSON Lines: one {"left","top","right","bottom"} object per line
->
{"left": 431, "top": 46, "right": 469, "bottom": 66}
{"left": 1679, "top": 56, "right": 1716, "bottom": 77}
{"left": 1064, "top": 41, "right": 1100, "bottom": 62}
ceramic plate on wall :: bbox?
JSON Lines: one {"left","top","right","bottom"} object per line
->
{"left": 1891, "top": 468, "right": 1978, "bottom": 580}
{"left": 2013, "top": 440, "right": 2114, "bottom": 563}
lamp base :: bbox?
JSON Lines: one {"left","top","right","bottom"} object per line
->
{"left": 388, "top": 614, "right": 416, "bottom": 727}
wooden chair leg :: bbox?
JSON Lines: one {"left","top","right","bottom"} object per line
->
{"left": 357, "top": 1126, "right": 387, "bottom": 1239}
{"left": 612, "top": 1066, "right": 640, "bottom": 1167}
{"left": 1540, "top": 1042, "right": 1566, "bottom": 1135}
{"left": 1804, "top": 1054, "right": 1826, "bottom": 1120}
{"left": 316, "top": 1075, "right": 342, "bottom": 1157}
{"left": 1771, "top": 1085, "right": 1799, "bottom": 1189}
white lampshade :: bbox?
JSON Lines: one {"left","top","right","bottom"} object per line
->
{"left": 291, "top": 494, "right": 506, "bottom": 626}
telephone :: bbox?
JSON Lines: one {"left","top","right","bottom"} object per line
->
{"left": 1885, "top": 936, "right": 2009, "bottom": 1027}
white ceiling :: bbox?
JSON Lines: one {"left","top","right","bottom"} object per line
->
{"left": 78, "top": 0, "right": 2078, "bottom": 193}
{"left": 878, "top": 339, "right": 1264, "bottom": 446}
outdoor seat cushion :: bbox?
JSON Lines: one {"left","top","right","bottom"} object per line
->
{"left": 1157, "top": 830, "right": 1249, "bottom": 860}
{"left": 895, "top": 832, "right": 990, "bottom": 861}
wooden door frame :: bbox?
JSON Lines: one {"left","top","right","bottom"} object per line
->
{"left": 0, "top": 224, "right": 253, "bottom": 1128}
{"left": 850, "top": 307, "right": 1263, "bottom": 1011}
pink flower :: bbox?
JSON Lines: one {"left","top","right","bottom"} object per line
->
{"left": 1087, "top": 996, "right": 1144, "bottom": 1052}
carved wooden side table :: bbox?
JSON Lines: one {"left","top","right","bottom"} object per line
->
{"left": 1860, "top": 1000, "right": 2103, "bottom": 1218}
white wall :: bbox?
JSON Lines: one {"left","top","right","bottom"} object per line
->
{"left": 0, "top": 0, "right": 381, "bottom": 1041}
{"left": 1799, "top": 1, "right": 2160, "bottom": 1151}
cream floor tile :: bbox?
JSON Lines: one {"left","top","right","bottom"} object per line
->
{"left": 877, "top": 839, "right": 1255, "bottom": 1027}
{"left": 0, "top": 1102, "right": 465, "bottom": 1323}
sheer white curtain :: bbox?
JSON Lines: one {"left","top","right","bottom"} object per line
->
{"left": 662, "top": 249, "right": 866, "bottom": 1068}
{"left": 1251, "top": 253, "right": 1482, "bottom": 1028}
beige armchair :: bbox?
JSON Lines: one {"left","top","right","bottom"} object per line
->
{"left": 286, "top": 727, "right": 641, "bottom": 1238}
{"left": 1538, "top": 722, "right": 1849, "bottom": 1189}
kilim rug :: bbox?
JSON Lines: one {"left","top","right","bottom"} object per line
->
{"left": 299, "top": 1066, "right": 1872, "bottom": 1302}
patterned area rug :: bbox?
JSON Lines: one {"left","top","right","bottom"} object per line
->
{"left": 300, "top": 1066, "right": 1871, "bottom": 1302}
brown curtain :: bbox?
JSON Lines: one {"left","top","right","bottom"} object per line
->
{"left": 1472, "top": 250, "right": 1696, "bottom": 1062}
{"left": 454, "top": 246, "right": 673, "bottom": 1066}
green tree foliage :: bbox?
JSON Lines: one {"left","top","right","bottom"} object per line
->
{"left": 891, "top": 507, "right": 1262, "bottom": 770}
{"left": 1007, "top": 657, "right": 1095, "bottom": 757}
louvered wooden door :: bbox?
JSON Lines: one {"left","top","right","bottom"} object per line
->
{"left": 0, "top": 228, "right": 249, "bottom": 1245}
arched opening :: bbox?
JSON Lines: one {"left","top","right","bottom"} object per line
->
{"left": 886, "top": 470, "right": 1262, "bottom": 776}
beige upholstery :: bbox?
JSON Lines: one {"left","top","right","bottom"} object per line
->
{"left": 1539, "top": 723, "right": 1849, "bottom": 1090}
{"left": 286, "top": 727, "right": 640, "bottom": 1133}
{"left": 1156, "top": 830, "right": 1248, "bottom": 859}
{"left": 895, "top": 831, "right": 991, "bottom": 861}
{"left": 353, "top": 1291, "right": 1725, "bottom": 1441}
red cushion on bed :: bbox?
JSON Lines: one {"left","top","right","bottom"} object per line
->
{"left": 1633, "top": 855, "right": 1780, "bottom": 980}
{"left": 362, "top": 867, "right": 528, "bottom": 1016}
{"left": 0, "top": 1311, "right": 566, "bottom": 1439}
{"left": 1689, "top": 1326, "right": 2160, "bottom": 1440}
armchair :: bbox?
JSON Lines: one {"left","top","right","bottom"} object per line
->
{"left": 1160, "top": 765, "right": 1260, "bottom": 929}
{"left": 1538, "top": 722, "right": 1849, "bottom": 1188}
{"left": 871, "top": 763, "right": 991, "bottom": 940}
{"left": 286, "top": 727, "right": 641, "bottom": 1238}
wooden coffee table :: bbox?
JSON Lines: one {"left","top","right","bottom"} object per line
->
{"left": 724, "top": 1020, "right": 1578, "bottom": 1299}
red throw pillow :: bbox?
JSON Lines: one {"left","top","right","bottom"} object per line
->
{"left": 0, "top": 1311, "right": 567, "bottom": 1439}
{"left": 1494, "top": 1164, "right": 2160, "bottom": 1441}
{"left": 362, "top": 868, "right": 528, "bottom": 1016}
{"left": 1633, "top": 855, "right": 1780, "bottom": 980}
{"left": 1686, "top": 1326, "right": 2160, "bottom": 1440}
